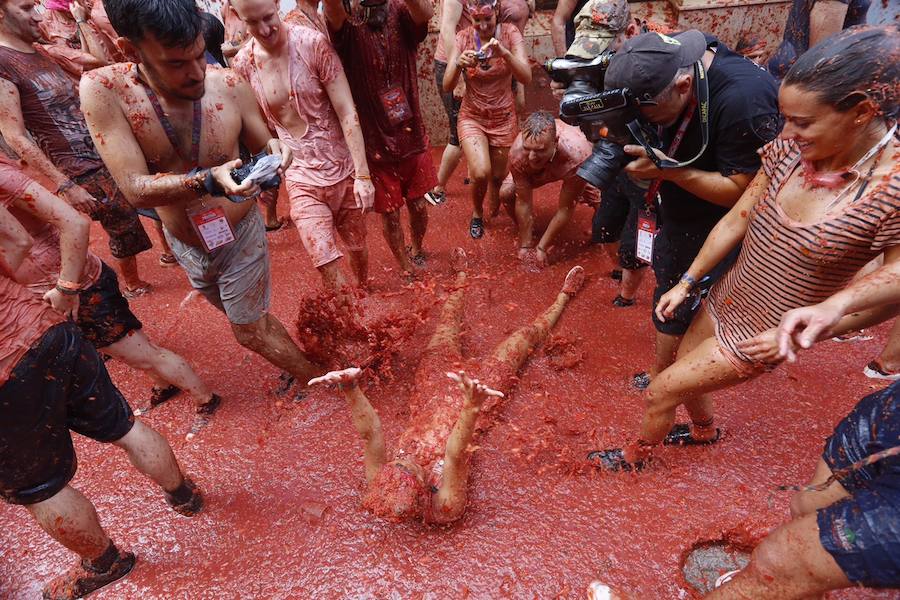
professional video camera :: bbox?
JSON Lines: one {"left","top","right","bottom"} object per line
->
{"left": 544, "top": 53, "right": 660, "bottom": 191}
{"left": 545, "top": 53, "right": 710, "bottom": 191}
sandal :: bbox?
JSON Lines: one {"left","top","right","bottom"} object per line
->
{"left": 159, "top": 253, "right": 177, "bottom": 267}
{"left": 265, "top": 218, "right": 288, "bottom": 233}
{"left": 196, "top": 393, "right": 222, "bottom": 415}
{"left": 469, "top": 217, "right": 484, "bottom": 239}
{"left": 612, "top": 295, "right": 635, "bottom": 307}
{"left": 424, "top": 190, "right": 446, "bottom": 206}
{"left": 406, "top": 246, "right": 426, "bottom": 268}
{"left": 149, "top": 385, "right": 181, "bottom": 407}
{"left": 663, "top": 423, "right": 721, "bottom": 446}
{"left": 122, "top": 284, "right": 152, "bottom": 299}
{"left": 632, "top": 371, "right": 651, "bottom": 390}
{"left": 587, "top": 448, "right": 648, "bottom": 472}
{"left": 42, "top": 544, "right": 135, "bottom": 600}
{"left": 165, "top": 477, "right": 203, "bottom": 517}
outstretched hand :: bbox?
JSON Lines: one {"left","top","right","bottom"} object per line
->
{"left": 446, "top": 370, "right": 503, "bottom": 408}
{"left": 772, "top": 302, "right": 844, "bottom": 362}
{"left": 308, "top": 367, "right": 362, "bottom": 387}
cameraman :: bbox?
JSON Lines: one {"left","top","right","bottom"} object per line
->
{"left": 602, "top": 30, "right": 780, "bottom": 385}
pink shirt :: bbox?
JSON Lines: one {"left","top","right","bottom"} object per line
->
{"left": 455, "top": 23, "right": 524, "bottom": 117}
{"left": 232, "top": 23, "right": 353, "bottom": 186}
{"left": 509, "top": 120, "right": 593, "bottom": 188}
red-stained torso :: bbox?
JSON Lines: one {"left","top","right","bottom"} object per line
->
{"left": 82, "top": 64, "right": 256, "bottom": 247}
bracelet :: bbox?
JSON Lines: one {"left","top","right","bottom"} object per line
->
{"left": 678, "top": 273, "right": 697, "bottom": 289}
{"left": 75, "top": 19, "right": 87, "bottom": 24}
{"left": 55, "top": 279, "right": 82, "bottom": 295}
{"left": 353, "top": 174, "right": 371, "bottom": 181}
{"left": 56, "top": 179, "right": 75, "bottom": 195}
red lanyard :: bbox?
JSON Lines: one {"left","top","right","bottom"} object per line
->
{"left": 644, "top": 96, "right": 697, "bottom": 209}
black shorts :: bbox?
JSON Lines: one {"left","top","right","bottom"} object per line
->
{"left": 651, "top": 224, "right": 738, "bottom": 336}
{"left": 591, "top": 172, "right": 649, "bottom": 271}
{"left": 817, "top": 382, "right": 900, "bottom": 587}
{"left": 74, "top": 167, "right": 152, "bottom": 259}
{"left": 0, "top": 322, "right": 135, "bottom": 505}
{"left": 434, "top": 60, "right": 461, "bottom": 147}
{"left": 77, "top": 262, "right": 143, "bottom": 348}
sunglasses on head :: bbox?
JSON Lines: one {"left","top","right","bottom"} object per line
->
{"left": 467, "top": 1, "right": 497, "bottom": 18}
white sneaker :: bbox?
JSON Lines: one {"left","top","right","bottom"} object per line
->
{"left": 863, "top": 361, "right": 900, "bottom": 381}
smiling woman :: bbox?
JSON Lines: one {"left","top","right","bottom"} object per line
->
{"left": 589, "top": 24, "right": 900, "bottom": 473}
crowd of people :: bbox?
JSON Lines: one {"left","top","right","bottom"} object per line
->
{"left": 0, "top": 0, "right": 896, "bottom": 597}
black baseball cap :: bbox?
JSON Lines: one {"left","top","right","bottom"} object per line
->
{"left": 604, "top": 30, "right": 707, "bottom": 101}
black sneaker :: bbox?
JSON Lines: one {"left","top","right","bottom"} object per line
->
{"left": 632, "top": 372, "right": 651, "bottom": 390}
{"left": 469, "top": 217, "right": 484, "bottom": 239}
{"left": 587, "top": 449, "right": 648, "bottom": 472}
{"left": 43, "top": 545, "right": 136, "bottom": 600}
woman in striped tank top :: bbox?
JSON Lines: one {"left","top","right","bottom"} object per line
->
{"left": 590, "top": 26, "right": 900, "bottom": 472}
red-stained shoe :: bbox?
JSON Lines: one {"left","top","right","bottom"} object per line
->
{"left": 42, "top": 544, "right": 135, "bottom": 600}
{"left": 562, "top": 266, "right": 585, "bottom": 296}
{"left": 165, "top": 477, "right": 203, "bottom": 517}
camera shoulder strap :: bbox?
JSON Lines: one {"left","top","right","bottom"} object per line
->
{"left": 139, "top": 75, "right": 202, "bottom": 168}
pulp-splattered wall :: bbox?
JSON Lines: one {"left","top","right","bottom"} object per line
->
{"left": 198, "top": 0, "right": 791, "bottom": 145}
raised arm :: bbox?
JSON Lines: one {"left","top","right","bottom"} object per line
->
{"left": 551, "top": 0, "right": 577, "bottom": 56}
{"left": 309, "top": 368, "right": 386, "bottom": 483}
{"left": 69, "top": 1, "right": 112, "bottom": 67}
{"left": 434, "top": 372, "right": 504, "bottom": 522}
{"left": 439, "top": 0, "right": 463, "bottom": 60}
{"left": 323, "top": 71, "right": 374, "bottom": 212}
{"left": 655, "top": 168, "right": 768, "bottom": 323}
{"left": 484, "top": 27, "right": 531, "bottom": 85}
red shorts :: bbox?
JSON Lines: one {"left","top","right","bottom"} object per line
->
{"left": 370, "top": 151, "right": 437, "bottom": 214}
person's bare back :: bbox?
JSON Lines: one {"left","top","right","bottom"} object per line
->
{"left": 81, "top": 63, "right": 268, "bottom": 248}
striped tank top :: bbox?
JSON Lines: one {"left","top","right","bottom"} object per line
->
{"left": 707, "top": 136, "right": 900, "bottom": 370}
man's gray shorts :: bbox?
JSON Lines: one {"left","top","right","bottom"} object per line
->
{"left": 164, "top": 208, "right": 271, "bottom": 325}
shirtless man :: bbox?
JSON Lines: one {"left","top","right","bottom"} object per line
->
{"left": 499, "top": 111, "right": 599, "bottom": 267}
{"left": 82, "top": 0, "right": 322, "bottom": 389}
{"left": 230, "top": 0, "right": 375, "bottom": 300}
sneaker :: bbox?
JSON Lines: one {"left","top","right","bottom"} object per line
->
{"left": 561, "top": 266, "right": 585, "bottom": 296}
{"left": 632, "top": 371, "right": 651, "bottom": 390}
{"left": 586, "top": 448, "right": 648, "bottom": 472}
{"left": 863, "top": 361, "right": 900, "bottom": 381}
{"left": 42, "top": 546, "right": 136, "bottom": 600}
{"left": 165, "top": 477, "right": 203, "bottom": 517}
{"left": 612, "top": 295, "right": 635, "bottom": 307}
{"left": 424, "top": 190, "right": 446, "bottom": 206}
{"left": 469, "top": 217, "right": 484, "bottom": 239}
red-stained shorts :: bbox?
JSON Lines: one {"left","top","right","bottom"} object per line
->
{"left": 458, "top": 104, "right": 519, "bottom": 148}
{"left": 286, "top": 174, "right": 367, "bottom": 268}
{"left": 370, "top": 151, "right": 437, "bottom": 214}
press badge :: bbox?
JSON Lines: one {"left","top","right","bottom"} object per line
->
{"left": 379, "top": 86, "right": 412, "bottom": 127}
{"left": 187, "top": 205, "right": 235, "bottom": 252}
{"left": 636, "top": 209, "right": 658, "bottom": 265}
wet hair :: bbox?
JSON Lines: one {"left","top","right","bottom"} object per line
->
{"left": 200, "top": 12, "right": 226, "bottom": 67}
{"left": 522, "top": 110, "right": 556, "bottom": 140}
{"left": 104, "top": 0, "right": 203, "bottom": 48}
{"left": 783, "top": 25, "right": 899, "bottom": 119}
{"left": 361, "top": 463, "right": 427, "bottom": 522}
